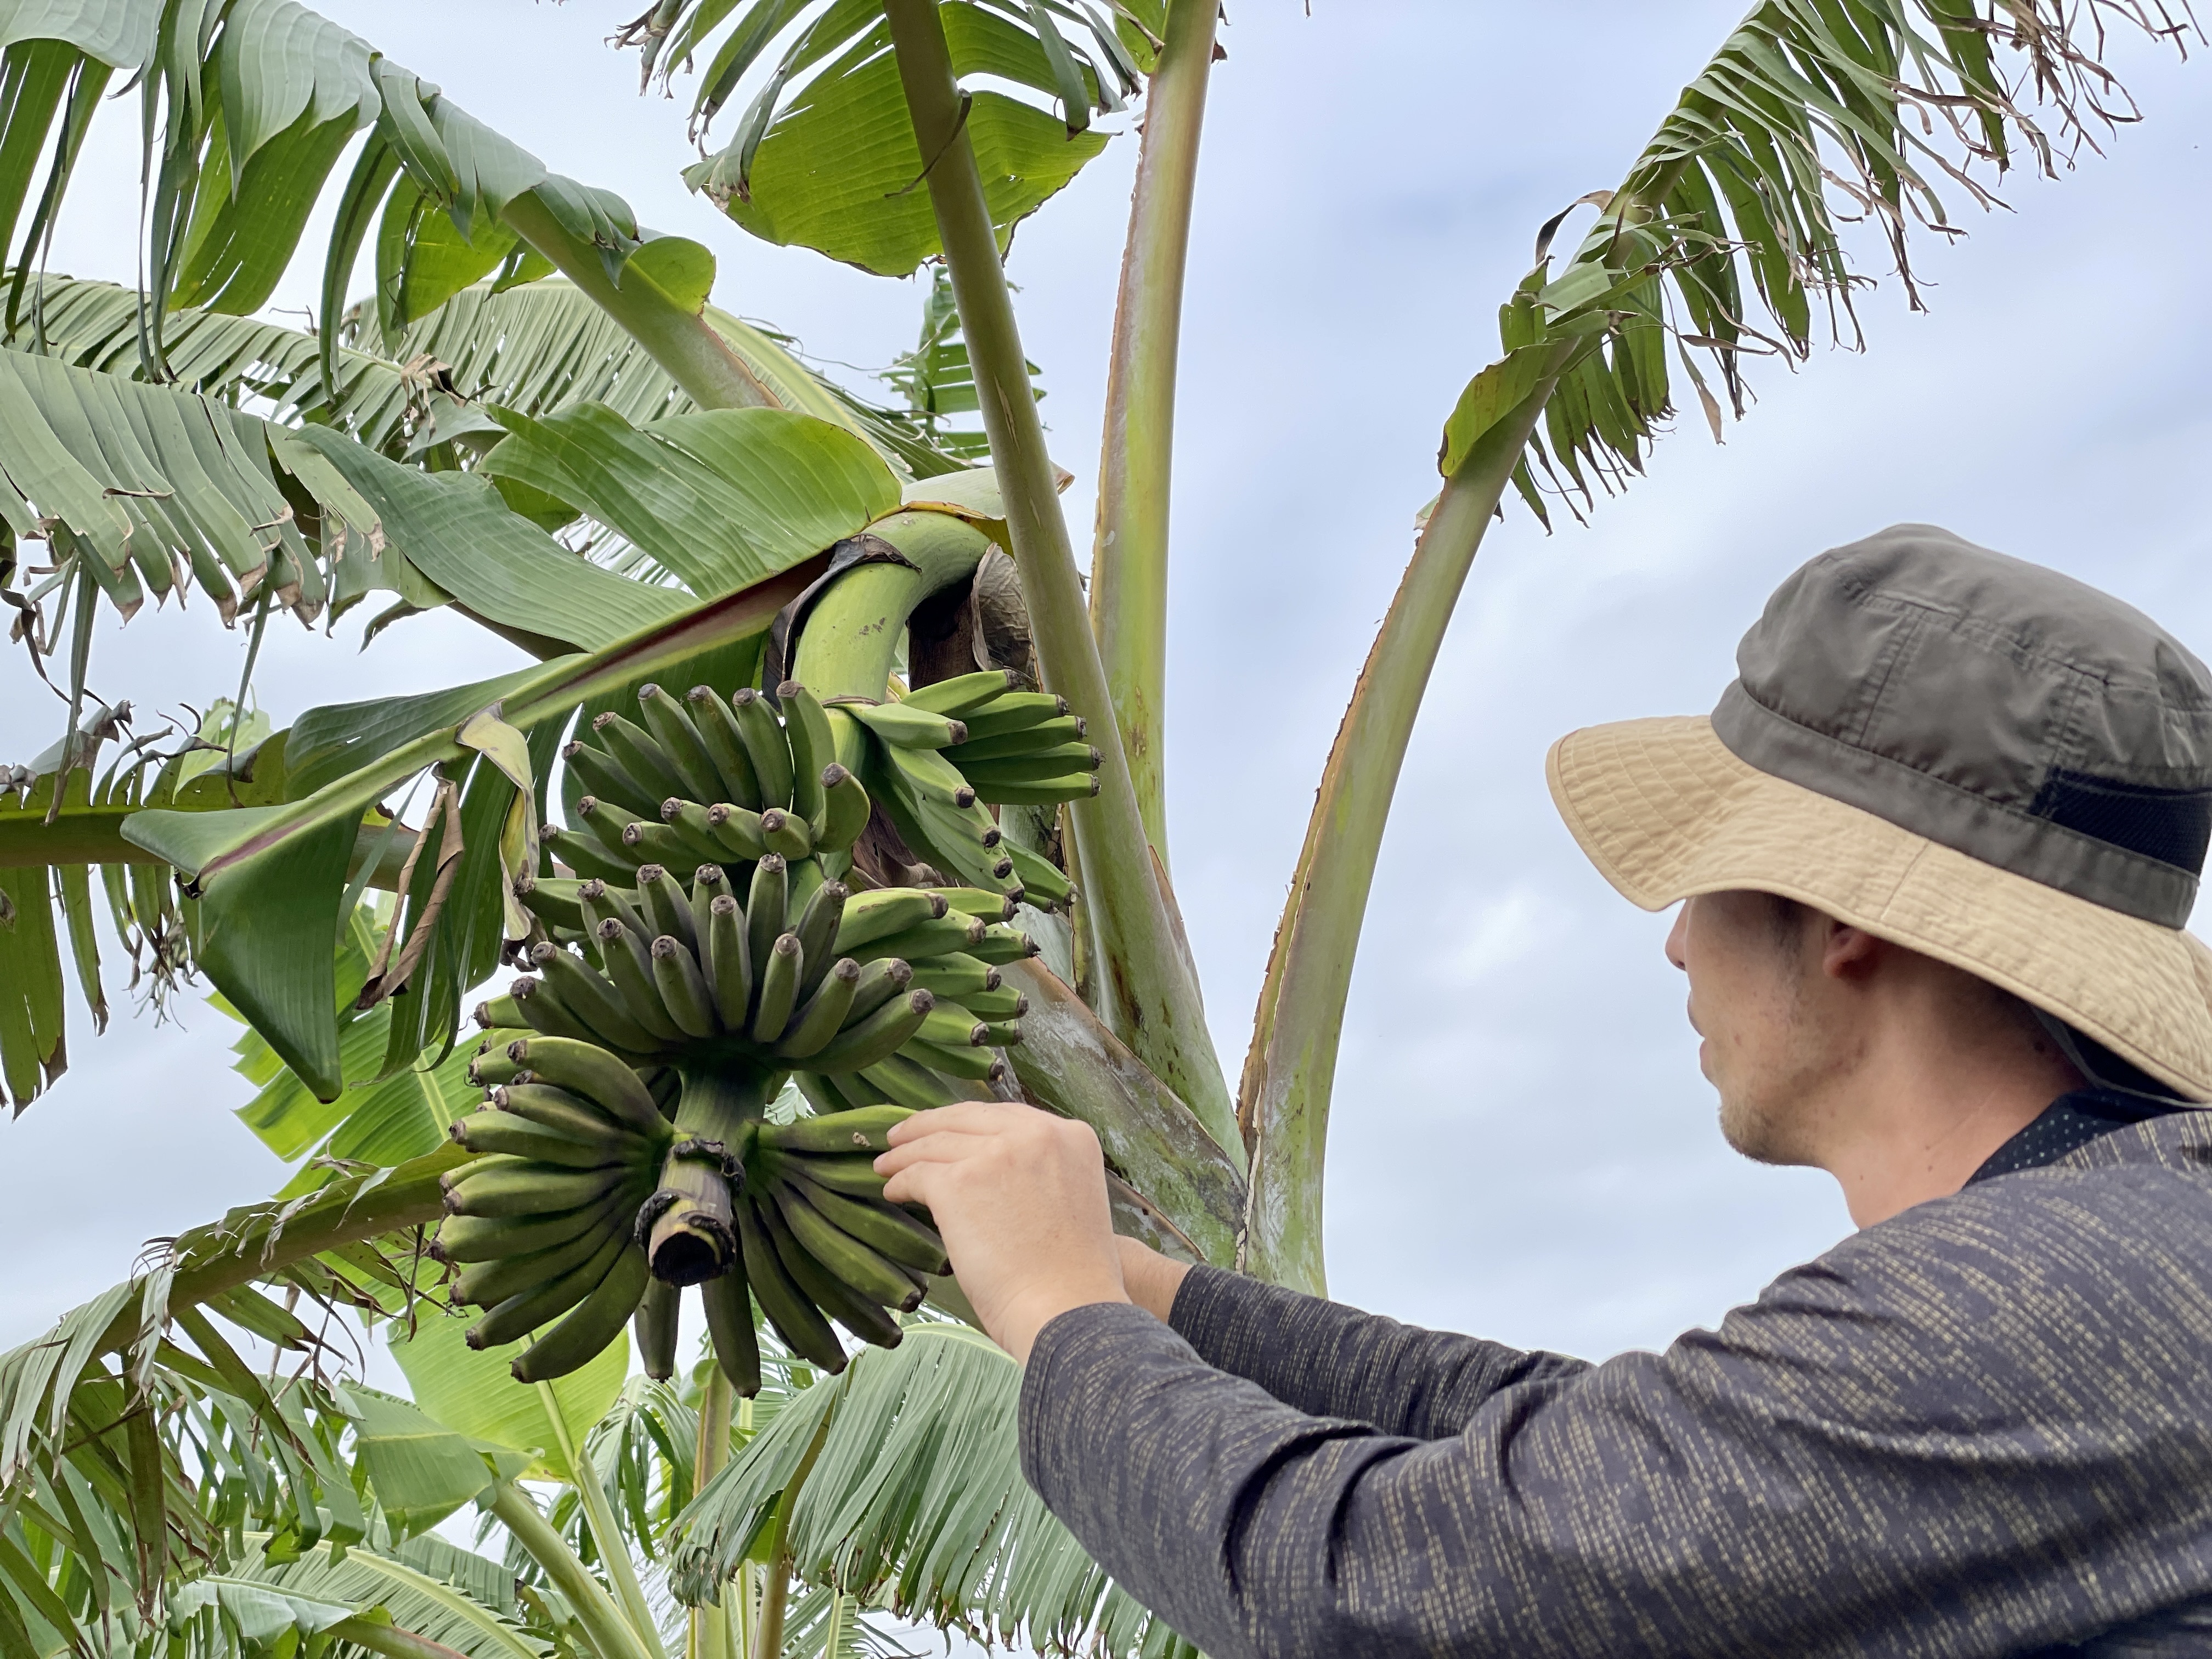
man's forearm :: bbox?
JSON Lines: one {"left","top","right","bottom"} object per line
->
{"left": 1165, "top": 1263, "right": 1586, "bottom": 1439}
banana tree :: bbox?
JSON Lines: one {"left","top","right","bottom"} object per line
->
{"left": 0, "top": 0, "right": 2190, "bottom": 1652}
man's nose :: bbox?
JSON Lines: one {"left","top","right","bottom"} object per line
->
{"left": 1664, "top": 902, "right": 1689, "bottom": 972}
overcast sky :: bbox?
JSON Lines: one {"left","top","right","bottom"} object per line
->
{"left": 6, "top": 0, "right": 2211, "bottom": 1430}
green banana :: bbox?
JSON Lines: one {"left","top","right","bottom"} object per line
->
{"left": 769, "top": 1181, "right": 923, "bottom": 1311}
{"left": 511, "top": 1241, "right": 653, "bottom": 1382}
{"left": 967, "top": 923, "right": 1042, "bottom": 966}
{"left": 735, "top": 1199, "right": 845, "bottom": 1373}
{"left": 902, "top": 954, "right": 998, "bottom": 1000}
{"left": 651, "top": 935, "right": 719, "bottom": 1039}
{"left": 751, "top": 932, "right": 803, "bottom": 1042}
{"left": 533, "top": 944, "right": 663, "bottom": 1054}
{"left": 562, "top": 738, "right": 651, "bottom": 809}
{"left": 634, "top": 1278, "right": 680, "bottom": 1381}
{"left": 777, "top": 682, "right": 836, "bottom": 827}
{"left": 774, "top": 958, "right": 860, "bottom": 1058}
{"left": 595, "top": 918, "right": 687, "bottom": 1044}
{"left": 689, "top": 864, "right": 731, "bottom": 946}
{"left": 775, "top": 1150, "right": 887, "bottom": 1201}
{"left": 944, "top": 715, "right": 1087, "bottom": 762}
{"left": 450, "top": 1215, "right": 625, "bottom": 1309}
{"left": 912, "top": 1039, "right": 1006, "bottom": 1084}
{"left": 787, "top": 1172, "right": 948, "bottom": 1275}
{"left": 961, "top": 984, "right": 1028, "bottom": 1020}
{"left": 814, "top": 763, "right": 871, "bottom": 854}
{"left": 759, "top": 807, "right": 813, "bottom": 861}
{"left": 763, "top": 1104, "right": 914, "bottom": 1155}
{"left": 858, "top": 913, "right": 989, "bottom": 963}
{"left": 954, "top": 692, "right": 1068, "bottom": 742}
{"left": 578, "top": 794, "right": 647, "bottom": 854}
{"left": 1002, "top": 839, "right": 1074, "bottom": 909}
{"left": 799, "top": 989, "right": 933, "bottom": 1075}
{"left": 637, "top": 683, "right": 724, "bottom": 804}
{"left": 746, "top": 854, "right": 787, "bottom": 972}
{"left": 577, "top": 878, "right": 648, "bottom": 958}
{"left": 707, "top": 801, "right": 769, "bottom": 860}
{"left": 493, "top": 1081, "right": 656, "bottom": 1147}
{"left": 702, "top": 1264, "right": 763, "bottom": 1396}
{"left": 511, "top": 977, "right": 600, "bottom": 1045}
{"left": 688, "top": 685, "right": 763, "bottom": 810}
{"left": 791, "top": 854, "right": 827, "bottom": 927}
{"left": 594, "top": 711, "right": 688, "bottom": 803}
{"left": 957, "top": 745, "right": 1102, "bottom": 785}
{"left": 430, "top": 1192, "right": 627, "bottom": 1265}
{"left": 834, "top": 888, "right": 946, "bottom": 952}
{"left": 469, "top": 1228, "right": 632, "bottom": 1351}
{"left": 847, "top": 956, "right": 915, "bottom": 1023}
{"left": 468, "top": 1047, "right": 526, "bottom": 1088}
{"left": 849, "top": 701, "right": 967, "bottom": 750}
{"left": 795, "top": 1071, "right": 846, "bottom": 1118}
{"left": 876, "top": 740, "right": 977, "bottom": 809}
{"left": 659, "top": 799, "right": 734, "bottom": 866}
{"left": 975, "top": 1019, "right": 1023, "bottom": 1047}
{"left": 504, "top": 1037, "right": 669, "bottom": 1136}
{"left": 636, "top": 864, "right": 698, "bottom": 952}
{"left": 792, "top": 880, "right": 847, "bottom": 997}
{"left": 901, "top": 668, "right": 1020, "bottom": 718}
{"left": 541, "top": 825, "right": 640, "bottom": 884}
{"left": 729, "top": 687, "right": 794, "bottom": 809}
{"left": 443, "top": 1156, "right": 629, "bottom": 1219}
{"left": 449, "top": 1110, "right": 628, "bottom": 1169}
{"left": 707, "top": 893, "right": 753, "bottom": 1030}
{"left": 969, "top": 776, "right": 1103, "bottom": 807}
{"left": 931, "top": 887, "right": 1018, "bottom": 922}
{"left": 877, "top": 781, "right": 1016, "bottom": 894}
{"left": 861, "top": 1054, "right": 965, "bottom": 1110}
{"left": 622, "top": 819, "right": 704, "bottom": 870}
{"left": 472, "top": 996, "right": 527, "bottom": 1035}
{"left": 758, "top": 1194, "right": 905, "bottom": 1348}
{"left": 831, "top": 1068, "right": 896, "bottom": 1109}
{"left": 915, "top": 1000, "right": 986, "bottom": 1049}
{"left": 515, "top": 874, "right": 586, "bottom": 933}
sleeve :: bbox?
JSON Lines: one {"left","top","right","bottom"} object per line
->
{"left": 1165, "top": 1263, "right": 1588, "bottom": 1438}
{"left": 1019, "top": 1173, "right": 2212, "bottom": 1659}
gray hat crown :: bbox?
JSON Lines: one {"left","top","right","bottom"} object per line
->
{"left": 1711, "top": 525, "right": 2212, "bottom": 928}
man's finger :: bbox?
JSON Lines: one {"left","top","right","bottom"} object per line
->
{"left": 879, "top": 1161, "right": 938, "bottom": 1210}
{"left": 874, "top": 1128, "right": 999, "bottom": 1175}
{"left": 884, "top": 1100, "right": 1024, "bottom": 1144}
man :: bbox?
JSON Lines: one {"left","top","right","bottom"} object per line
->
{"left": 877, "top": 526, "right": 2212, "bottom": 1657}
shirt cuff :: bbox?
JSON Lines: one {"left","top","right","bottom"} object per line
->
{"left": 1167, "top": 1261, "right": 1310, "bottom": 1378}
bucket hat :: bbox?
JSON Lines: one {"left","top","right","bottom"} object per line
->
{"left": 1548, "top": 524, "right": 2212, "bottom": 1101}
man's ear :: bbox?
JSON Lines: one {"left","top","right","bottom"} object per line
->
{"left": 1820, "top": 920, "right": 1883, "bottom": 980}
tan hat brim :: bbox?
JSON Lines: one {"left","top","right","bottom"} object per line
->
{"left": 1548, "top": 715, "right": 2212, "bottom": 1102}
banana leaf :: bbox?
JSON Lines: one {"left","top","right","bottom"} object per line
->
{"left": 686, "top": 14, "right": 1109, "bottom": 278}
{"left": 673, "top": 1324, "right": 1195, "bottom": 1659}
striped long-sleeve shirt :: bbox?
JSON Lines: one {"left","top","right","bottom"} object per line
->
{"left": 1019, "top": 1101, "right": 2212, "bottom": 1657}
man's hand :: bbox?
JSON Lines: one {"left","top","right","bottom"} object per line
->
{"left": 876, "top": 1102, "right": 1128, "bottom": 1364}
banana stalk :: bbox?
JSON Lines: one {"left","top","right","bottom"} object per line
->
{"left": 1090, "top": 0, "right": 1221, "bottom": 866}
{"left": 878, "top": 0, "right": 1239, "bottom": 1166}
{"left": 1236, "top": 351, "right": 1573, "bottom": 1291}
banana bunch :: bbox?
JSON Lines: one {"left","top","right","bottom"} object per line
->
{"left": 433, "top": 1035, "right": 670, "bottom": 1384}
{"left": 432, "top": 673, "right": 1049, "bottom": 1393}
{"left": 836, "top": 669, "right": 1088, "bottom": 912}
{"left": 477, "top": 870, "right": 1036, "bottom": 1079}
{"left": 532, "top": 677, "right": 870, "bottom": 898}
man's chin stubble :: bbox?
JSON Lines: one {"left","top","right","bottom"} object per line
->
{"left": 1718, "top": 1096, "right": 1813, "bottom": 1168}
